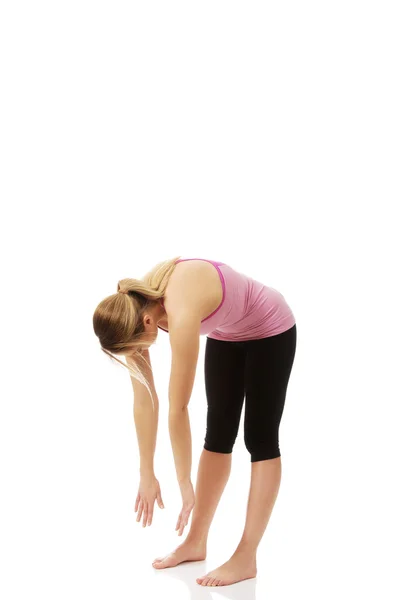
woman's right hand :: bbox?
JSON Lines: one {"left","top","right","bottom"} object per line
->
{"left": 135, "top": 474, "right": 165, "bottom": 527}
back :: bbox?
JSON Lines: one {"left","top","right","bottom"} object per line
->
{"left": 175, "top": 258, "right": 296, "bottom": 341}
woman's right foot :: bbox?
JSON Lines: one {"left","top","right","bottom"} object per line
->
{"left": 152, "top": 539, "right": 207, "bottom": 569}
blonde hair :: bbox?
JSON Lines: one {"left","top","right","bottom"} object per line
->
{"left": 92, "top": 255, "right": 182, "bottom": 404}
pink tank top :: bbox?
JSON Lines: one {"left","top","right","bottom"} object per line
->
{"left": 159, "top": 258, "right": 296, "bottom": 341}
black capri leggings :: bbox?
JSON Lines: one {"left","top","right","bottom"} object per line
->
{"left": 203, "top": 324, "right": 297, "bottom": 462}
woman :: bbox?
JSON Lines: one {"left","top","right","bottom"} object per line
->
{"left": 93, "top": 256, "right": 297, "bottom": 587}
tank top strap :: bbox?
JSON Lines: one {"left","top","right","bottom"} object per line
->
{"left": 175, "top": 258, "right": 225, "bottom": 266}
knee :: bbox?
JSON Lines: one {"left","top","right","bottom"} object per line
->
{"left": 204, "top": 417, "right": 239, "bottom": 454}
{"left": 244, "top": 429, "right": 281, "bottom": 462}
{"left": 203, "top": 441, "right": 234, "bottom": 454}
{"left": 204, "top": 431, "right": 238, "bottom": 454}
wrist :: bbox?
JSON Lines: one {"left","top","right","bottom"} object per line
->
{"left": 178, "top": 477, "right": 191, "bottom": 486}
{"left": 140, "top": 467, "right": 155, "bottom": 480}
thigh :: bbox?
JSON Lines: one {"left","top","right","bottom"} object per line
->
{"left": 204, "top": 337, "right": 246, "bottom": 430}
{"left": 243, "top": 324, "right": 297, "bottom": 437}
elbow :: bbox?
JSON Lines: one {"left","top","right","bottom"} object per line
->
{"left": 168, "top": 406, "right": 188, "bottom": 437}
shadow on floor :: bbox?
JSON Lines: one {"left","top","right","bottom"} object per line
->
{"left": 152, "top": 559, "right": 257, "bottom": 599}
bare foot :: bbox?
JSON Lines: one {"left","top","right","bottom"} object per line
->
{"left": 196, "top": 552, "right": 257, "bottom": 586}
{"left": 152, "top": 539, "right": 207, "bottom": 569}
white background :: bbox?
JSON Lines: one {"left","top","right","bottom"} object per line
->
{"left": 1, "top": 1, "right": 399, "bottom": 599}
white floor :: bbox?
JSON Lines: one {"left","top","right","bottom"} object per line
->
{"left": 3, "top": 0, "right": 400, "bottom": 598}
{"left": 140, "top": 556, "right": 259, "bottom": 600}
{"left": 2, "top": 452, "right": 396, "bottom": 600}
{"left": 3, "top": 337, "right": 398, "bottom": 599}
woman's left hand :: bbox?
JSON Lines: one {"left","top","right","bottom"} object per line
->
{"left": 176, "top": 479, "right": 195, "bottom": 536}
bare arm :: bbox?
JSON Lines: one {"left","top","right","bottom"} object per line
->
{"left": 168, "top": 314, "right": 200, "bottom": 484}
{"left": 127, "top": 349, "right": 159, "bottom": 477}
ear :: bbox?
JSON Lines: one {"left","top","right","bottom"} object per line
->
{"left": 143, "top": 313, "right": 153, "bottom": 327}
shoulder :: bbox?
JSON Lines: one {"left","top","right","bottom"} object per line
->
{"left": 163, "top": 260, "right": 219, "bottom": 319}
{"left": 169, "top": 259, "right": 216, "bottom": 287}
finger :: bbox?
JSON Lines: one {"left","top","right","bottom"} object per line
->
{"left": 178, "top": 520, "right": 186, "bottom": 536}
{"left": 185, "top": 506, "right": 193, "bottom": 525}
{"left": 183, "top": 510, "right": 191, "bottom": 529}
{"left": 181, "top": 508, "right": 188, "bottom": 523}
{"left": 134, "top": 494, "right": 140, "bottom": 512}
{"left": 143, "top": 503, "right": 148, "bottom": 527}
{"left": 178, "top": 514, "right": 186, "bottom": 535}
{"left": 137, "top": 500, "right": 144, "bottom": 522}
{"left": 147, "top": 507, "right": 153, "bottom": 526}
{"left": 176, "top": 512, "right": 182, "bottom": 531}
{"left": 179, "top": 510, "right": 190, "bottom": 535}
{"left": 156, "top": 492, "right": 164, "bottom": 509}
{"left": 136, "top": 500, "right": 144, "bottom": 522}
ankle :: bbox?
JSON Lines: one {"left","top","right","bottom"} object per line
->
{"left": 233, "top": 542, "right": 257, "bottom": 561}
{"left": 185, "top": 532, "right": 208, "bottom": 548}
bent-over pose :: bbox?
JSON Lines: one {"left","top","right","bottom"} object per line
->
{"left": 93, "top": 256, "right": 297, "bottom": 587}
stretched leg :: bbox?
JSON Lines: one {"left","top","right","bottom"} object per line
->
{"left": 237, "top": 456, "right": 281, "bottom": 553}
{"left": 153, "top": 337, "right": 246, "bottom": 570}
{"left": 152, "top": 449, "right": 232, "bottom": 569}
{"left": 198, "top": 325, "right": 297, "bottom": 586}
{"left": 186, "top": 448, "right": 232, "bottom": 547}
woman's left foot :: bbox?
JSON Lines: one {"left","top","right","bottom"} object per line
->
{"left": 196, "top": 552, "right": 257, "bottom": 587}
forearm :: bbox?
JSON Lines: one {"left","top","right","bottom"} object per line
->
{"left": 133, "top": 396, "right": 159, "bottom": 477}
{"left": 168, "top": 407, "right": 192, "bottom": 484}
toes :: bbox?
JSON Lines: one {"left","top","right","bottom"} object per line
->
{"left": 152, "top": 556, "right": 170, "bottom": 569}
{"left": 197, "top": 573, "right": 217, "bottom": 586}
{"left": 194, "top": 573, "right": 226, "bottom": 586}
{"left": 195, "top": 572, "right": 226, "bottom": 586}
{"left": 164, "top": 555, "right": 179, "bottom": 568}
{"left": 196, "top": 573, "right": 222, "bottom": 586}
